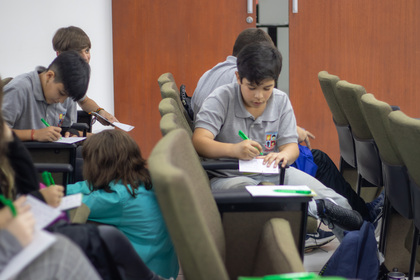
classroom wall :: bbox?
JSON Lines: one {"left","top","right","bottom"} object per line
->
{"left": 0, "top": 0, "right": 113, "bottom": 133}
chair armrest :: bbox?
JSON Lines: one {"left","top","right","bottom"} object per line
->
{"left": 252, "top": 218, "right": 305, "bottom": 275}
{"left": 201, "top": 159, "right": 239, "bottom": 170}
{"left": 71, "top": 122, "right": 89, "bottom": 137}
{"left": 34, "top": 163, "right": 73, "bottom": 173}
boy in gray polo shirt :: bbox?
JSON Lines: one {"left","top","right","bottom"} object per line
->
{"left": 193, "top": 42, "right": 364, "bottom": 235}
{"left": 2, "top": 51, "right": 90, "bottom": 142}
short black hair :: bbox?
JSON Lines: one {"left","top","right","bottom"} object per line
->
{"left": 48, "top": 51, "right": 90, "bottom": 101}
{"left": 236, "top": 41, "right": 282, "bottom": 85}
{"left": 232, "top": 28, "right": 274, "bottom": 57}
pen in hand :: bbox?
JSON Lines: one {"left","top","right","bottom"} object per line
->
{"left": 42, "top": 171, "right": 55, "bottom": 187}
{"left": 238, "top": 130, "right": 263, "bottom": 156}
{"left": 41, "top": 118, "right": 50, "bottom": 127}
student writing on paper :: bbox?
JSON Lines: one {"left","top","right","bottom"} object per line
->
{"left": 2, "top": 51, "right": 91, "bottom": 142}
{"left": 0, "top": 77, "right": 175, "bottom": 280}
{"left": 66, "top": 129, "right": 179, "bottom": 279}
{"left": 193, "top": 42, "right": 364, "bottom": 240}
{"left": 0, "top": 196, "right": 100, "bottom": 279}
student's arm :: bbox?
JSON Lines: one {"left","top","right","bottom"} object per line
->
{"left": 261, "top": 142, "right": 300, "bottom": 168}
{"left": 77, "top": 96, "right": 119, "bottom": 124}
{"left": 297, "top": 126, "right": 315, "bottom": 149}
{"left": 192, "top": 127, "right": 263, "bottom": 160}
{"left": 13, "top": 127, "right": 62, "bottom": 142}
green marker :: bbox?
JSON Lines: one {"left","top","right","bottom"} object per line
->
{"left": 238, "top": 130, "right": 263, "bottom": 155}
{"left": 42, "top": 171, "right": 55, "bottom": 186}
{"left": 274, "top": 189, "right": 311, "bottom": 195}
{"left": 0, "top": 195, "right": 17, "bottom": 217}
{"left": 41, "top": 118, "right": 50, "bottom": 127}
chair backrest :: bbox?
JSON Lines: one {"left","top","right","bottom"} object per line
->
{"left": 160, "top": 82, "right": 194, "bottom": 129}
{"left": 360, "top": 94, "right": 402, "bottom": 165}
{"left": 157, "top": 72, "right": 175, "bottom": 88}
{"left": 388, "top": 111, "right": 420, "bottom": 230}
{"left": 160, "top": 112, "right": 193, "bottom": 138}
{"left": 1, "top": 77, "right": 13, "bottom": 87}
{"left": 318, "top": 71, "right": 347, "bottom": 126}
{"left": 388, "top": 111, "right": 420, "bottom": 187}
{"left": 158, "top": 98, "right": 193, "bottom": 137}
{"left": 335, "top": 80, "right": 371, "bottom": 140}
{"left": 148, "top": 128, "right": 228, "bottom": 280}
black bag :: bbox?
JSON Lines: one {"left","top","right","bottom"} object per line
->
{"left": 180, "top": 84, "right": 194, "bottom": 120}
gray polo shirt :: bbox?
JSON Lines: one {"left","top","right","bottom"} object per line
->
{"left": 2, "top": 68, "right": 77, "bottom": 130}
{"left": 191, "top": 56, "right": 237, "bottom": 120}
{"left": 195, "top": 82, "right": 298, "bottom": 177}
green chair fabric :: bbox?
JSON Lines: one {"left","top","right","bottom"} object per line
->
{"left": 148, "top": 129, "right": 305, "bottom": 280}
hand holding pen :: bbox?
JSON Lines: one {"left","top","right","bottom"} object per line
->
{"left": 39, "top": 171, "right": 64, "bottom": 208}
{"left": 35, "top": 118, "right": 62, "bottom": 142}
{"left": 236, "top": 130, "right": 264, "bottom": 160}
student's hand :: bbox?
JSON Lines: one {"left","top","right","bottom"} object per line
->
{"left": 0, "top": 196, "right": 30, "bottom": 229}
{"left": 34, "top": 127, "right": 62, "bottom": 142}
{"left": 260, "top": 151, "right": 290, "bottom": 168}
{"left": 5, "top": 209, "right": 35, "bottom": 247}
{"left": 98, "top": 110, "right": 119, "bottom": 124}
{"left": 234, "top": 140, "right": 263, "bottom": 160}
{"left": 64, "top": 131, "right": 81, "bottom": 138}
{"left": 40, "top": 185, "right": 64, "bottom": 208}
{"left": 297, "top": 126, "right": 315, "bottom": 149}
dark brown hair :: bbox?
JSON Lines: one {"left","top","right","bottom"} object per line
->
{"left": 0, "top": 78, "right": 15, "bottom": 199}
{"left": 82, "top": 129, "right": 152, "bottom": 196}
{"left": 232, "top": 28, "right": 274, "bottom": 57}
{"left": 52, "top": 26, "right": 91, "bottom": 52}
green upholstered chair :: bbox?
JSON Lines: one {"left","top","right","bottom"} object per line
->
{"left": 335, "top": 80, "right": 382, "bottom": 201}
{"left": 158, "top": 98, "right": 192, "bottom": 137}
{"left": 360, "top": 93, "right": 416, "bottom": 273}
{"left": 318, "top": 71, "right": 356, "bottom": 171}
{"left": 159, "top": 81, "right": 194, "bottom": 130}
{"left": 157, "top": 72, "right": 176, "bottom": 89}
{"left": 388, "top": 110, "right": 420, "bottom": 280}
{"left": 148, "top": 129, "right": 306, "bottom": 280}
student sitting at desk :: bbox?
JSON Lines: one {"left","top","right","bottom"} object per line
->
{"left": 193, "top": 41, "right": 364, "bottom": 239}
{"left": 67, "top": 130, "right": 179, "bottom": 279}
{"left": 2, "top": 51, "right": 90, "bottom": 142}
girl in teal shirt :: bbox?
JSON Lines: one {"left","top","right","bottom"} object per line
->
{"left": 67, "top": 129, "right": 179, "bottom": 279}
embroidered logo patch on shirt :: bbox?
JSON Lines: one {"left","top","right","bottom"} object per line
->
{"left": 265, "top": 132, "right": 277, "bottom": 151}
{"left": 57, "top": 112, "right": 66, "bottom": 127}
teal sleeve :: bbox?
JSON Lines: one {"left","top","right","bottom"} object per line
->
{"left": 79, "top": 188, "right": 124, "bottom": 226}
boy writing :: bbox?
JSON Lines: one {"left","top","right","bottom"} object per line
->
{"left": 2, "top": 51, "right": 90, "bottom": 142}
{"left": 193, "top": 41, "right": 364, "bottom": 234}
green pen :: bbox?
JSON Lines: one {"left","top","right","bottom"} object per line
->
{"left": 42, "top": 171, "right": 55, "bottom": 186}
{"left": 41, "top": 118, "right": 50, "bottom": 127}
{"left": 238, "top": 130, "right": 263, "bottom": 155}
{"left": 0, "top": 195, "right": 17, "bottom": 217}
{"left": 274, "top": 189, "right": 312, "bottom": 195}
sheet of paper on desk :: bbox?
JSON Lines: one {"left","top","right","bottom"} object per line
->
{"left": 113, "top": 122, "right": 134, "bottom": 132}
{"left": 24, "top": 195, "right": 62, "bottom": 230}
{"left": 239, "top": 158, "right": 279, "bottom": 174}
{"left": 0, "top": 230, "right": 56, "bottom": 280}
{"left": 54, "top": 137, "right": 86, "bottom": 144}
{"left": 58, "top": 193, "right": 82, "bottom": 211}
{"left": 246, "top": 185, "right": 314, "bottom": 197}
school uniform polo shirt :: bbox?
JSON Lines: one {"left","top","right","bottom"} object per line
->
{"left": 195, "top": 82, "right": 298, "bottom": 177}
{"left": 2, "top": 67, "right": 77, "bottom": 130}
{"left": 191, "top": 56, "right": 238, "bottom": 119}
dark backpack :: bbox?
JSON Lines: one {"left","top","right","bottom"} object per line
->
{"left": 319, "top": 221, "right": 379, "bottom": 280}
{"left": 180, "top": 84, "right": 194, "bottom": 121}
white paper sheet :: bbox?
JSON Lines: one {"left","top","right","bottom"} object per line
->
{"left": 239, "top": 158, "right": 279, "bottom": 174}
{"left": 0, "top": 230, "right": 56, "bottom": 280}
{"left": 24, "top": 196, "right": 62, "bottom": 230}
{"left": 246, "top": 185, "right": 314, "bottom": 197}
{"left": 54, "top": 137, "right": 86, "bottom": 144}
{"left": 113, "top": 122, "right": 135, "bottom": 132}
{"left": 58, "top": 193, "right": 82, "bottom": 211}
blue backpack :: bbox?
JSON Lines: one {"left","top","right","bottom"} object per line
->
{"left": 291, "top": 144, "right": 318, "bottom": 177}
{"left": 319, "top": 221, "right": 379, "bottom": 279}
